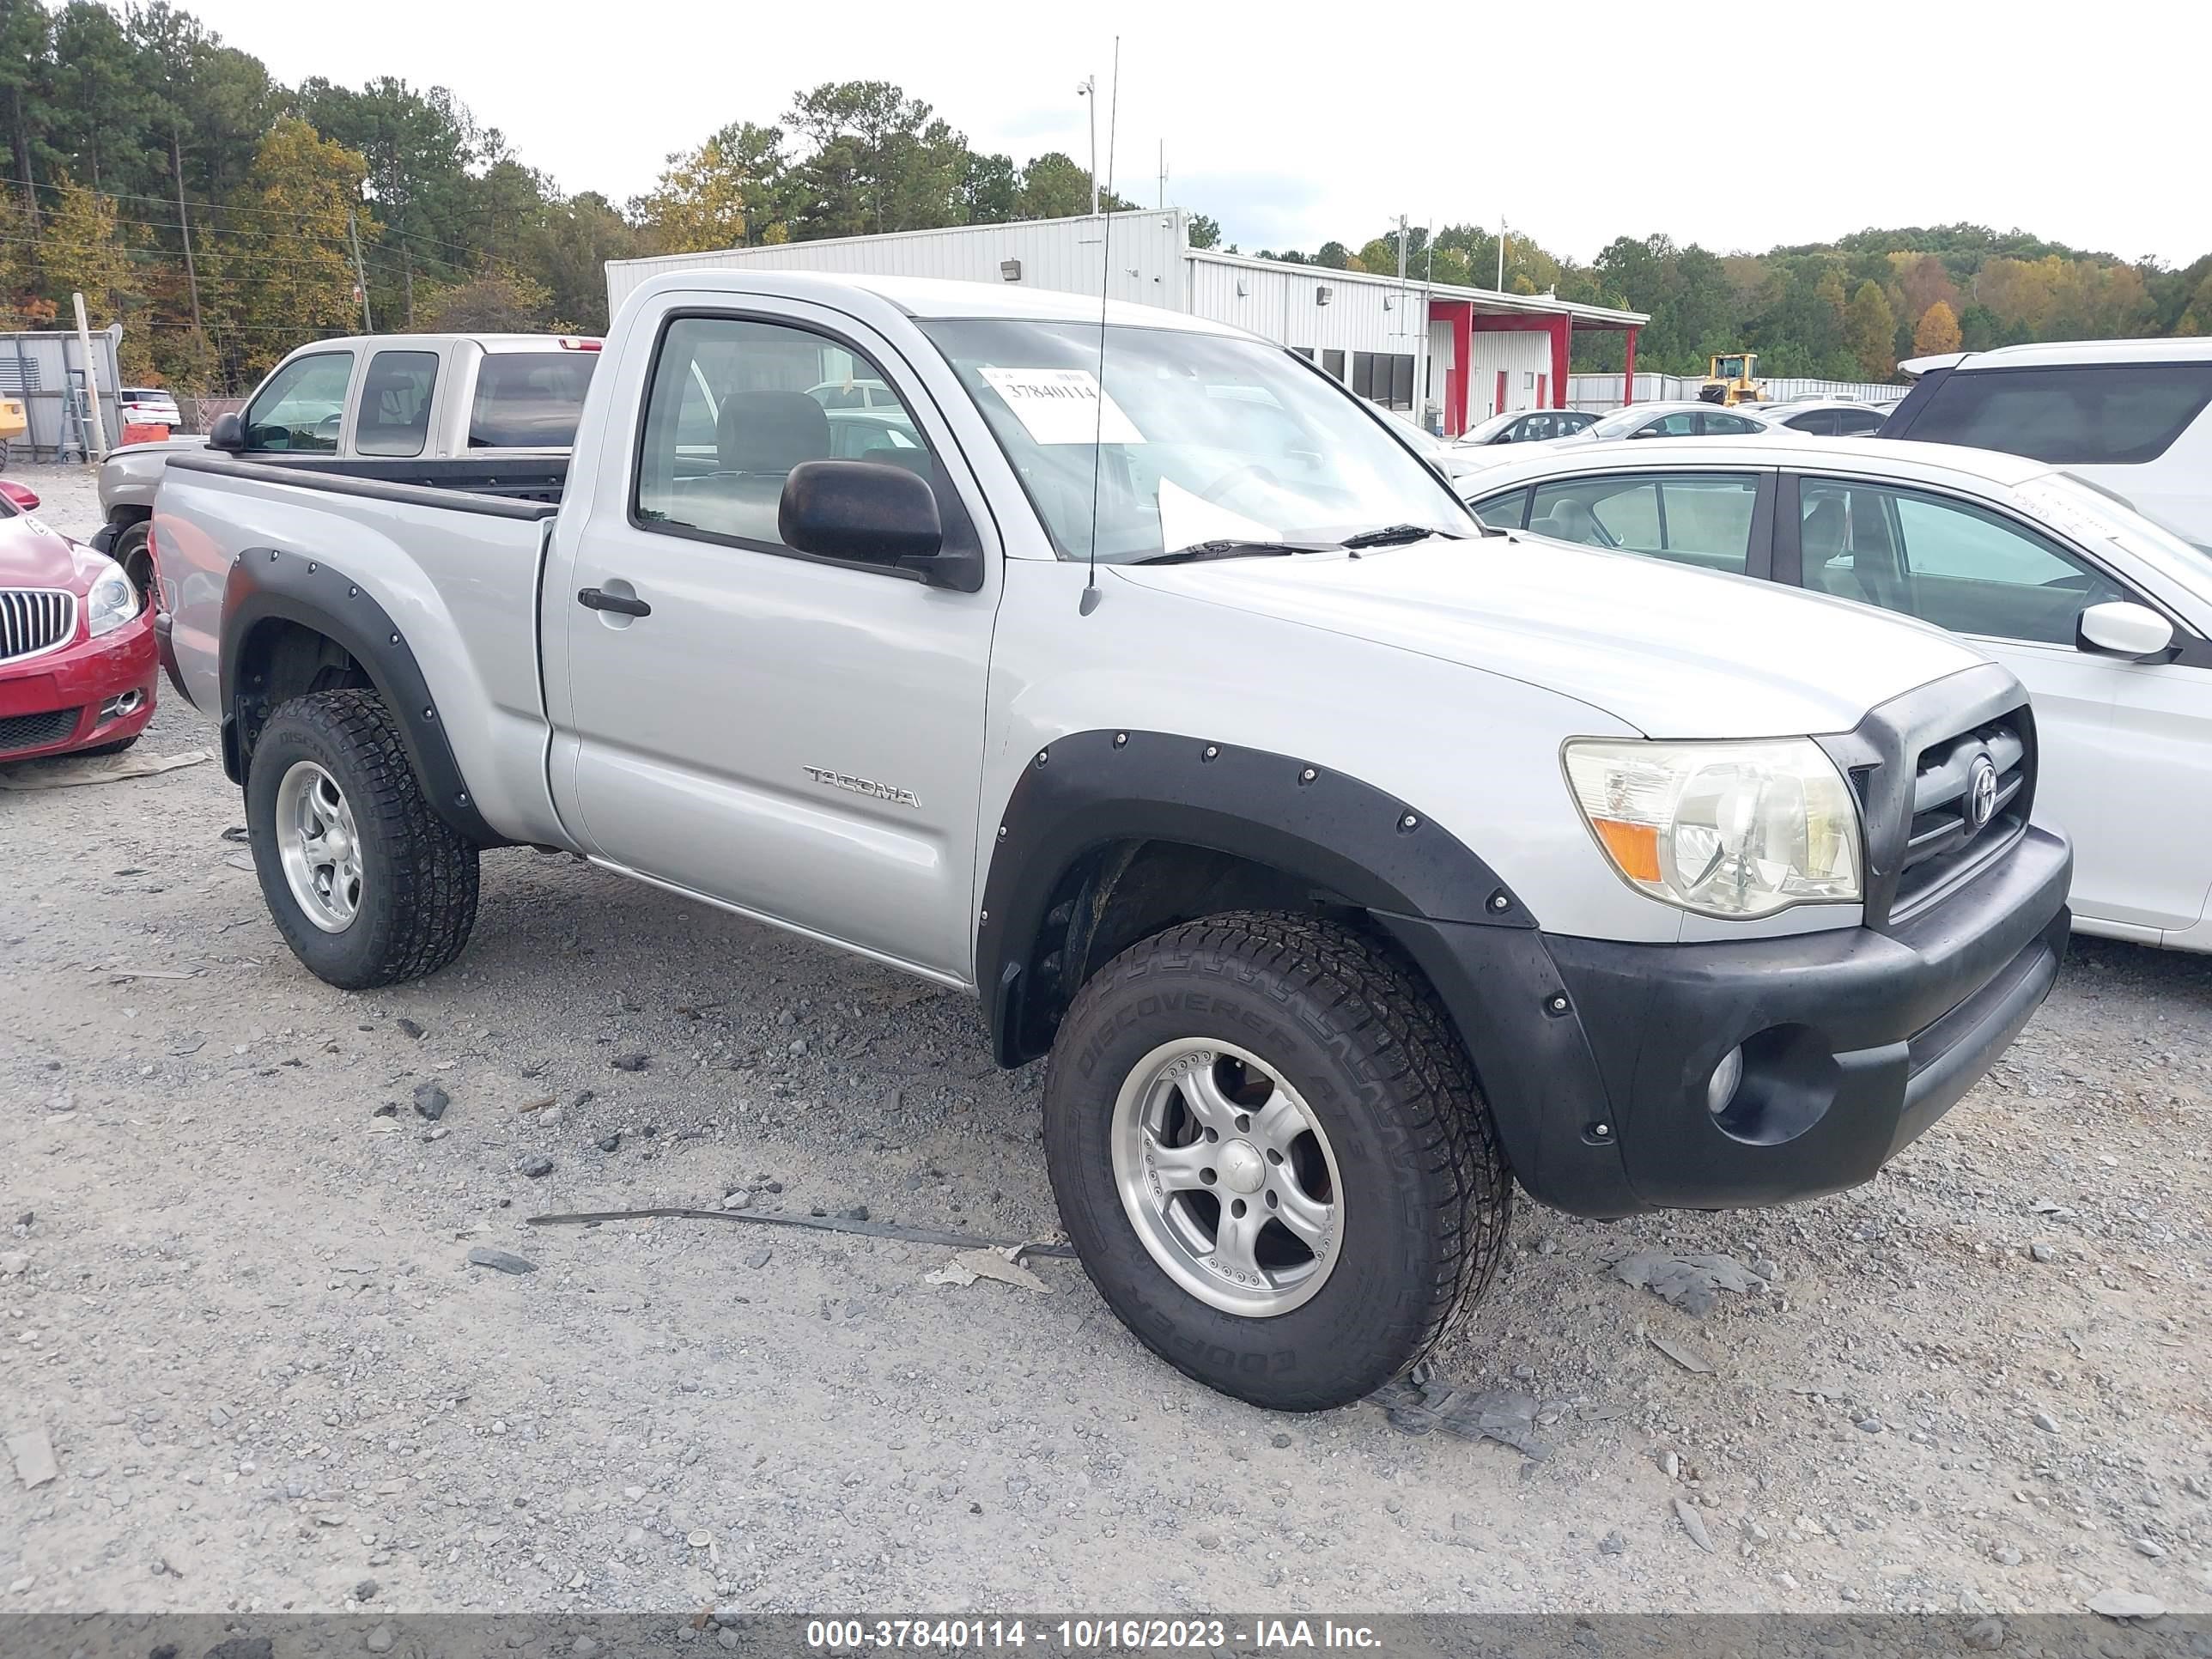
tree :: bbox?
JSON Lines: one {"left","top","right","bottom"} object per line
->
{"left": 960, "top": 151, "right": 1020, "bottom": 225}
{"left": 229, "top": 117, "right": 370, "bottom": 374}
{"left": 1018, "top": 151, "right": 1089, "bottom": 219}
{"left": 783, "top": 81, "right": 968, "bottom": 240}
{"left": 35, "top": 175, "right": 135, "bottom": 321}
{"left": 1844, "top": 279, "right": 1897, "bottom": 379}
{"left": 1911, "top": 300, "right": 1962, "bottom": 356}
{"left": 1186, "top": 213, "right": 1220, "bottom": 250}
{"left": 521, "top": 191, "right": 640, "bottom": 335}
{"left": 1314, "top": 240, "right": 1354, "bottom": 270}
{"left": 633, "top": 120, "right": 788, "bottom": 252}
{"left": 417, "top": 265, "right": 552, "bottom": 332}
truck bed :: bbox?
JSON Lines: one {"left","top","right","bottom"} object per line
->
{"left": 155, "top": 449, "right": 568, "bottom": 846}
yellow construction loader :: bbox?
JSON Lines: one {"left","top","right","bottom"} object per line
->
{"left": 1698, "top": 353, "right": 1765, "bottom": 406}
{"left": 0, "top": 395, "right": 25, "bottom": 466}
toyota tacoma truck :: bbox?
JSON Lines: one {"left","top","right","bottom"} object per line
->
{"left": 154, "top": 270, "right": 2072, "bottom": 1412}
{"left": 93, "top": 331, "right": 599, "bottom": 599}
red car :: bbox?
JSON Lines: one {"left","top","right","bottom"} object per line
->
{"left": 0, "top": 479, "right": 157, "bottom": 761}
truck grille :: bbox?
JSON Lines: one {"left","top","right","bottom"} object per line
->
{"left": 0, "top": 705, "right": 81, "bottom": 753}
{"left": 0, "top": 588, "right": 76, "bottom": 662}
{"left": 1890, "top": 713, "right": 2031, "bottom": 922}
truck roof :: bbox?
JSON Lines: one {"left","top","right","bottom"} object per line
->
{"left": 286, "top": 333, "right": 602, "bottom": 355}
{"left": 618, "top": 268, "right": 1249, "bottom": 337}
{"left": 1903, "top": 337, "right": 2212, "bottom": 376}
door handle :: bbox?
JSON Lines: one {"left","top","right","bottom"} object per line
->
{"left": 577, "top": 586, "right": 652, "bottom": 618}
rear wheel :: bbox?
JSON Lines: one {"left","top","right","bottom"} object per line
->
{"left": 246, "top": 688, "right": 479, "bottom": 988}
{"left": 1044, "top": 913, "right": 1510, "bottom": 1411}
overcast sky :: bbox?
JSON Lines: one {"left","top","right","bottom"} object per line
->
{"left": 179, "top": 0, "right": 2203, "bottom": 266}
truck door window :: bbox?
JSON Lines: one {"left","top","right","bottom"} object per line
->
{"left": 1798, "top": 478, "right": 2126, "bottom": 641}
{"left": 242, "top": 351, "right": 355, "bottom": 452}
{"left": 634, "top": 315, "right": 939, "bottom": 557}
{"left": 356, "top": 349, "right": 438, "bottom": 458}
{"left": 1528, "top": 472, "right": 1758, "bottom": 574}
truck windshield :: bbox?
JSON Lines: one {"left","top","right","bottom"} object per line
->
{"left": 920, "top": 319, "right": 1473, "bottom": 563}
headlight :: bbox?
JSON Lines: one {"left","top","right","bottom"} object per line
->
{"left": 84, "top": 555, "right": 140, "bottom": 638}
{"left": 1563, "top": 738, "right": 1862, "bottom": 918}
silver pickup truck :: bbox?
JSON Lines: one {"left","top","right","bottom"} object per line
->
{"left": 94, "top": 332, "right": 599, "bottom": 596}
{"left": 155, "top": 270, "right": 2070, "bottom": 1412}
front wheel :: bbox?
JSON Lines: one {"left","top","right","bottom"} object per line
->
{"left": 246, "top": 688, "right": 480, "bottom": 989}
{"left": 112, "top": 519, "right": 155, "bottom": 602}
{"left": 1044, "top": 913, "right": 1510, "bottom": 1411}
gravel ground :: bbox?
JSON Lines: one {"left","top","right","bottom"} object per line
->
{"left": 3, "top": 461, "right": 2207, "bottom": 1618}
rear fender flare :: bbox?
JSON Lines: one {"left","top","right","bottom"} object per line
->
{"left": 219, "top": 546, "right": 502, "bottom": 846}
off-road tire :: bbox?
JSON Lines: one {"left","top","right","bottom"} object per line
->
{"left": 112, "top": 519, "right": 155, "bottom": 601}
{"left": 1044, "top": 911, "right": 1510, "bottom": 1411}
{"left": 246, "top": 688, "right": 479, "bottom": 989}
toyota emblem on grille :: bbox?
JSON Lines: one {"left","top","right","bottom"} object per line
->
{"left": 1966, "top": 754, "right": 1999, "bottom": 833}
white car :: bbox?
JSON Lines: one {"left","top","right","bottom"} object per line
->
{"left": 1751, "top": 398, "right": 1891, "bottom": 437}
{"left": 1464, "top": 436, "right": 2212, "bottom": 950}
{"left": 1884, "top": 339, "right": 2212, "bottom": 551}
{"left": 117, "top": 386, "right": 181, "bottom": 430}
{"left": 1453, "top": 407, "right": 1600, "bottom": 447}
{"left": 1447, "top": 399, "right": 1771, "bottom": 478}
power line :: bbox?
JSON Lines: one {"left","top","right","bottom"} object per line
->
{"left": 15, "top": 177, "right": 496, "bottom": 265}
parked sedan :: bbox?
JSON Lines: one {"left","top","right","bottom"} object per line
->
{"left": 1463, "top": 437, "right": 2212, "bottom": 950}
{"left": 1751, "top": 398, "right": 1891, "bottom": 436}
{"left": 0, "top": 481, "right": 155, "bottom": 762}
{"left": 1453, "top": 407, "right": 1599, "bottom": 447}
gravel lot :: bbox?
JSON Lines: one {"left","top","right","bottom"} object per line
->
{"left": 3, "top": 462, "right": 2207, "bottom": 1619}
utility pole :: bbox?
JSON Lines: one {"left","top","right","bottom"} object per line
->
{"left": 1396, "top": 213, "right": 1409, "bottom": 283}
{"left": 1157, "top": 140, "right": 1166, "bottom": 210}
{"left": 347, "top": 211, "right": 374, "bottom": 333}
{"left": 71, "top": 292, "right": 109, "bottom": 465}
{"left": 1497, "top": 216, "right": 1506, "bottom": 291}
{"left": 172, "top": 124, "right": 202, "bottom": 332}
{"left": 1078, "top": 76, "right": 1097, "bottom": 215}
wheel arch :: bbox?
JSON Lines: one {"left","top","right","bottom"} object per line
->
{"left": 220, "top": 548, "right": 505, "bottom": 847}
{"left": 978, "top": 730, "right": 1536, "bottom": 1070}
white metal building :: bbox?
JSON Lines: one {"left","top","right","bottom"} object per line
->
{"left": 605, "top": 211, "right": 1647, "bottom": 437}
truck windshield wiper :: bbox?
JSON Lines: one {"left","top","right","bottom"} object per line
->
{"left": 1133, "top": 539, "right": 1326, "bottom": 566}
{"left": 1340, "top": 523, "right": 1462, "bottom": 550}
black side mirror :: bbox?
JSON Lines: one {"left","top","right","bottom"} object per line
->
{"left": 780, "top": 459, "right": 945, "bottom": 574}
{"left": 209, "top": 411, "right": 245, "bottom": 453}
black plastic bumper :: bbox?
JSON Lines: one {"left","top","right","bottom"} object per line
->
{"left": 1379, "top": 823, "right": 2071, "bottom": 1218}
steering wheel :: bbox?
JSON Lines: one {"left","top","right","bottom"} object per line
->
{"left": 1196, "top": 463, "right": 1278, "bottom": 505}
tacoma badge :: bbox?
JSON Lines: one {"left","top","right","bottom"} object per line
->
{"left": 803, "top": 765, "right": 921, "bottom": 809}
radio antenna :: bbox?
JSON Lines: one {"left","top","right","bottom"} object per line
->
{"left": 1080, "top": 34, "right": 1121, "bottom": 617}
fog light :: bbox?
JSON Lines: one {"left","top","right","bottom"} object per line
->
{"left": 1706, "top": 1045, "right": 1744, "bottom": 1116}
{"left": 99, "top": 690, "right": 144, "bottom": 720}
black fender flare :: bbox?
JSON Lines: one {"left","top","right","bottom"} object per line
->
{"left": 977, "top": 728, "right": 1637, "bottom": 1212}
{"left": 219, "top": 545, "right": 503, "bottom": 847}
{"left": 976, "top": 730, "right": 1640, "bottom": 1204}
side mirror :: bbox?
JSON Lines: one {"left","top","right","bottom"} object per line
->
{"left": 780, "top": 459, "right": 945, "bottom": 573}
{"left": 2077, "top": 599, "right": 2175, "bottom": 660}
{"left": 1626, "top": 427, "right": 1658, "bottom": 439}
{"left": 0, "top": 480, "right": 40, "bottom": 511}
{"left": 209, "top": 412, "right": 246, "bottom": 453}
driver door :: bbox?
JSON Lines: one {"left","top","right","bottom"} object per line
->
{"left": 545, "top": 303, "right": 1002, "bottom": 982}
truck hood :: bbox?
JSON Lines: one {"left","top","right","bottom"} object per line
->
{"left": 1115, "top": 532, "right": 1988, "bottom": 739}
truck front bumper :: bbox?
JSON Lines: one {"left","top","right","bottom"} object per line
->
{"left": 1382, "top": 823, "right": 2071, "bottom": 1218}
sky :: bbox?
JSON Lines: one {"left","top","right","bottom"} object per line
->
{"left": 178, "top": 0, "right": 2206, "bottom": 267}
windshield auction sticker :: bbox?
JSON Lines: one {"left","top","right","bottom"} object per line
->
{"left": 979, "top": 366, "right": 1145, "bottom": 446}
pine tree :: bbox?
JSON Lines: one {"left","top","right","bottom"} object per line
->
{"left": 1844, "top": 280, "right": 1897, "bottom": 379}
